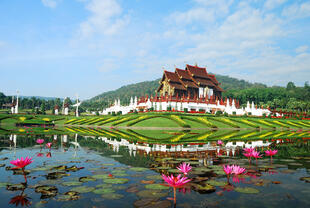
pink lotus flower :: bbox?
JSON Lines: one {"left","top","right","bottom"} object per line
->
{"left": 46, "top": 152, "right": 52, "bottom": 158}
{"left": 36, "top": 153, "right": 43, "bottom": 157}
{"left": 10, "top": 157, "right": 33, "bottom": 169}
{"left": 231, "top": 165, "right": 246, "bottom": 175}
{"left": 217, "top": 140, "right": 223, "bottom": 146}
{"left": 251, "top": 151, "right": 262, "bottom": 159}
{"left": 265, "top": 149, "right": 278, "bottom": 156}
{"left": 223, "top": 165, "right": 233, "bottom": 175}
{"left": 46, "top": 143, "right": 52, "bottom": 148}
{"left": 36, "top": 139, "right": 44, "bottom": 144}
{"left": 177, "top": 162, "right": 192, "bottom": 175}
{"left": 243, "top": 152, "right": 252, "bottom": 158}
{"left": 243, "top": 147, "right": 254, "bottom": 153}
{"left": 162, "top": 174, "right": 191, "bottom": 188}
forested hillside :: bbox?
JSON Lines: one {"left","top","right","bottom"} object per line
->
{"left": 82, "top": 74, "right": 267, "bottom": 110}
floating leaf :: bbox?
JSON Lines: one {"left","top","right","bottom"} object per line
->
{"left": 145, "top": 184, "right": 169, "bottom": 190}
{"left": 157, "top": 167, "right": 170, "bottom": 170}
{"left": 110, "top": 155, "right": 123, "bottom": 158}
{"left": 101, "top": 193, "right": 124, "bottom": 200}
{"left": 61, "top": 181, "right": 82, "bottom": 186}
{"left": 96, "top": 184, "right": 113, "bottom": 188}
{"left": 235, "top": 187, "right": 260, "bottom": 194}
{"left": 6, "top": 183, "right": 26, "bottom": 191}
{"left": 300, "top": 177, "right": 310, "bottom": 183}
{"left": 130, "top": 167, "right": 148, "bottom": 172}
{"left": 193, "top": 183, "right": 216, "bottom": 193}
{"left": 167, "top": 169, "right": 180, "bottom": 173}
{"left": 0, "top": 182, "right": 9, "bottom": 188}
{"left": 92, "top": 174, "right": 110, "bottom": 179}
{"left": 70, "top": 186, "right": 95, "bottom": 193}
{"left": 35, "top": 185, "right": 58, "bottom": 198}
{"left": 136, "top": 190, "right": 168, "bottom": 198}
{"left": 146, "top": 175, "right": 163, "bottom": 180}
{"left": 79, "top": 176, "right": 96, "bottom": 182}
{"left": 175, "top": 158, "right": 191, "bottom": 161}
{"left": 206, "top": 180, "right": 227, "bottom": 187}
{"left": 103, "top": 178, "right": 129, "bottom": 184}
{"left": 93, "top": 188, "right": 115, "bottom": 194}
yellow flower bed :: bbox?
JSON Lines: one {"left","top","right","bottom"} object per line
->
{"left": 257, "top": 120, "right": 274, "bottom": 127}
{"left": 19, "top": 117, "right": 26, "bottom": 122}
{"left": 273, "top": 120, "right": 289, "bottom": 127}
{"left": 170, "top": 115, "right": 187, "bottom": 125}
{"left": 241, "top": 131, "right": 258, "bottom": 138}
{"left": 286, "top": 121, "right": 302, "bottom": 128}
{"left": 196, "top": 117, "right": 214, "bottom": 127}
{"left": 65, "top": 118, "right": 76, "bottom": 124}
{"left": 42, "top": 118, "right": 50, "bottom": 122}
{"left": 258, "top": 131, "right": 274, "bottom": 138}
{"left": 196, "top": 132, "right": 214, "bottom": 140}
{"left": 171, "top": 133, "right": 186, "bottom": 142}
{"left": 18, "top": 129, "right": 25, "bottom": 132}
{"left": 241, "top": 119, "right": 258, "bottom": 127}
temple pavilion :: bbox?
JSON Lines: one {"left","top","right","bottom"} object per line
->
{"left": 157, "top": 64, "right": 223, "bottom": 99}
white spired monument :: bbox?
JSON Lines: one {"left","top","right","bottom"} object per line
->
{"left": 72, "top": 94, "right": 81, "bottom": 117}
{"left": 62, "top": 97, "right": 69, "bottom": 115}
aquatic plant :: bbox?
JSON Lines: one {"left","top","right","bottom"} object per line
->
{"left": 252, "top": 150, "right": 262, "bottom": 164}
{"left": 231, "top": 165, "right": 246, "bottom": 175}
{"left": 177, "top": 162, "right": 192, "bottom": 175}
{"left": 223, "top": 165, "right": 246, "bottom": 184}
{"left": 46, "top": 142, "right": 52, "bottom": 149}
{"left": 36, "top": 139, "right": 44, "bottom": 144}
{"left": 265, "top": 149, "right": 278, "bottom": 162}
{"left": 10, "top": 157, "right": 33, "bottom": 183}
{"left": 162, "top": 174, "right": 191, "bottom": 205}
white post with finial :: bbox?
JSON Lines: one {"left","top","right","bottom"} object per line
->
{"left": 15, "top": 90, "right": 19, "bottom": 114}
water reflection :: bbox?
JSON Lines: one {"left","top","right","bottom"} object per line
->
{"left": 0, "top": 129, "right": 309, "bottom": 208}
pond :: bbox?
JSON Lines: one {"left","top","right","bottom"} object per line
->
{"left": 0, "top": 127, "right": 309, "bottom": 208}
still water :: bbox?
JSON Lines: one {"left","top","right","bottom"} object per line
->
{"left": 0, "top": 128, "right": 309, "bottom": 208}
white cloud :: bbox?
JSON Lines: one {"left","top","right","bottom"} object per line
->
{"left": 77, "top": 0, "right": 129, "bottom": 38}
{"left": 99, "top": 58, "right": 119, "bottom": 73}
{"left": 41, "top": 0, "right": 58, "bottom": 8}
{"left": 264, "top": 0, "right": 287, "bottom": 10}
{"left": 295, "top": 45, "right": 308, "bottom": 53}
{"left": 282, "top": 1, "right": 310, "bottom": 19}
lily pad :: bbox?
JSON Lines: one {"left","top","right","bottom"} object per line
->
{"left": 187, "top": 161, "right": 200, "bottom": 165}
{"left": 103, "top": 178, "right": 129, "bottom": 184}
{"left": 101, "top": 193, "right": 124, "bottom": 200}
{"left": 136, "top": 190, "right": 168, "bottom": 198}
{"left": 46, "top": 171, "right": 70, "bottom": 179}
{"left": 300, "top": 177, "right": 310, "bottom": 183}
{"left": 175, "top": 158, "right": 191, "bottom": 161}
{"left": 145, "top": 184, "right": 169, "bottom": 190}
{"left": 93, "top": 188, "right": 115, "bottom": 194}
{"left": 79, "top": 176, "right": 96, "bottom": 182}
{"left": 288, "top": 163, "right": 303, "bottom": 166}
{"left": 146, "top": 175, "right": 163, "bottom": 180}
{"left": 110, "top": 155, "right": 123, "bottom": 158}
{"left": 92, "top": 174, "right": 110, "bottom": 179}
{"left": 0, "top": 164, "right": 5, "bottom": 167}
{"left": 6, "top": 183, "right": 26, "bottom": 191}
{"left": 206, "top": 180, "right": 227, "bottom": 187}
{"left": 167, "top": 169, "right": 180, "bottom": 173}
{"left": 0, "top": 182, "right": 9, "bottom": 188}
{"left": 130, "top": 167, "right": 148, "bottom": 172}
{"left": 213, "top": 170, "right": 226, "bottom": 175}
{"left": 35, "top": 185, "right": 58, "bottom": 198}
{"left": 157, "top": 167, "right": 170, "bottom": 170}
{"left": 235, "top": 187, "right": 260, "bottom": 194}
{"left": 70, "top": 186, "right": 95, "bottom": 193}
{"left": 61, "top": 181, "right": 83, "bottom": 186}
{"left": 96, "top": 184, "right": 113, "bottom": 188}
{"left": 101, "top": 163, "right": 115, "bottom": 166}
{"left": 193, "top": 184, "right": 216, "bottom": 193}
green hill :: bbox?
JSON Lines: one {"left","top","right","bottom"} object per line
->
{"left": 82, "top": 74, "right": 266, "bottom": 109}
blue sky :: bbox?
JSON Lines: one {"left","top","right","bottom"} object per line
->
{"left": 0, "top": 0, "right": 309, "bottom": 99}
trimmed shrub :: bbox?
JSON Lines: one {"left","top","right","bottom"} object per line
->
{"left": 117, "top": 111, "right": 122, "bottom": 115}
{"left": 111, "top": 112, "right": 116, "bottom": 116}
{"left": 232, "top": 111, "right": 236, "bottom": 115}
{"left": 224, "top": 112, "right": 229, "bottom": 117}
{"left": 184, "top": 108, "right": 188, "bottom": 113}
{"left": 167, "top": 106, "right": 172, "bottom": 111}
{"left": 215, "top": 111, "right": 223, "bottom": 116}
{"left": 248, "top": 112, "right": 252, "bottom": 116}
{"left": 262, "top": 113, "right": 266, "bottom": 118}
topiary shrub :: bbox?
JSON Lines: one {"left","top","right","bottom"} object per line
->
{"left": 232, "top": 111, "right": 236, "bottom": 115}
{"left": 184, "top": 108, "right": 188, "bottom": 113}
{"left": 167, "top": 106, "right": 172, "bottom": 111}
{"left": 112, "top": 111, "right": 116, "bottom": 116}
{"left": 262, "top": 113, "right": 266, "bottom": 118}
{"left": 248, "top": 112, "right": 252, "bottom": 116}
{"left": 224, "top": 112, "right": 229, "bottom": 117}
{"left": 215, "top": 111, "right": 223, "bottom": 116}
